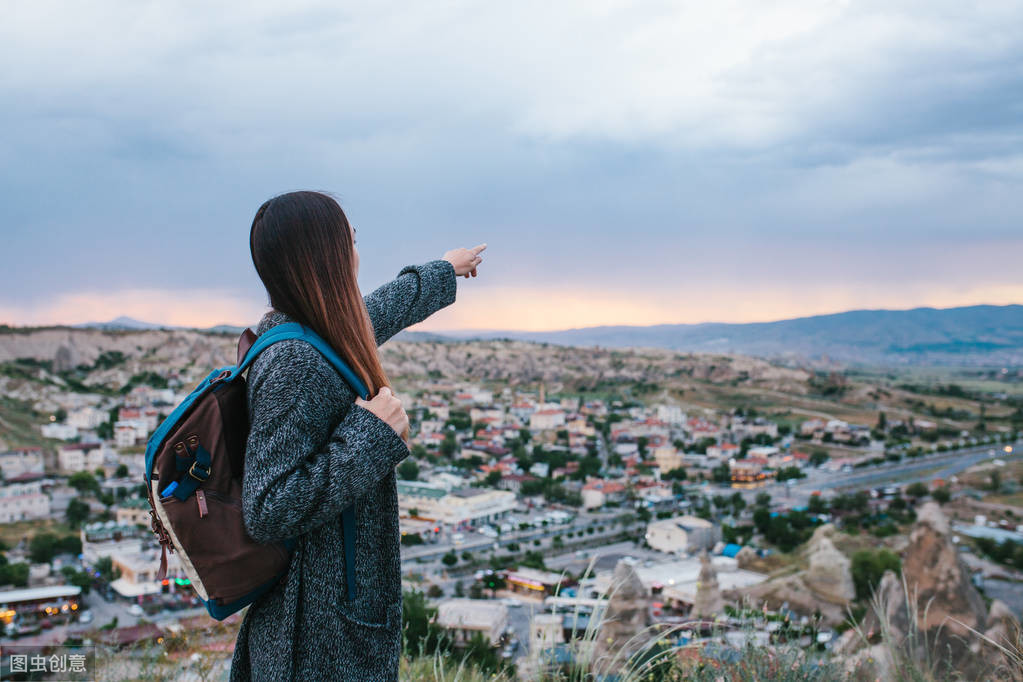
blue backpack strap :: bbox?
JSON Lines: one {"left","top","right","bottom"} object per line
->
{"left": 242, "top": 321, "right": 368, "bottom": 601}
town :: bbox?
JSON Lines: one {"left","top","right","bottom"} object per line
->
{"left": 0, "top": 329, "right": 1021, "bottom": 679}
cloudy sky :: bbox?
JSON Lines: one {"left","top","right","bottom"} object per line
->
{"left": 2, "top": 1, "right": 1021, "bottom": 331}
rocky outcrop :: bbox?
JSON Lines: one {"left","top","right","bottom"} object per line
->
{"left": 692, "top": 551, "right": 724, "bottom": 617}
{"left": 902, "top": 502, "right": 987, "bottom": 637}
{"left": 735, "top": 546, "right": 758, "bottom": 569}
{"left": 805, "top": 534, "right": 855, "bottom": 605}
{"left": 835, "top": 504, "right": 1002, "bottom": 678}
{"left": 593, "top": 559, "right": 651, "bottom": 675}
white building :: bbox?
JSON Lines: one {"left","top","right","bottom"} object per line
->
{"left": 0, "top": 478, "right": 51, "bottom": 523}
{"left": 644, "top": 516, "right": 721, "bottom": 555}
{"left": 40, "top": 422, "right": 78, "bottom": 440}
{"left": 656, "top": 405, "right": 686, "bottom": 425}
{"left": 114, "top": 419, "right": 149, "bottom": 448}
{"left": 67, "top": 406, "right": 108, "bottom": 430}
{"left": 530, "top": 409, "right": 566, "bottom": 431}
{"left": 397, "top": 482, "right": 516, "bottom": 528}
{"left": 0, "top": 449, "right": 45, "bottom": 479}
{"left": 110, "top": 549, "right": 185, "bottom": 598}
{"left": 58, "top": 443, "right": 107, "bottom": 473}
{"left": 435, "top": 598, "right": 509, "bottom": 646}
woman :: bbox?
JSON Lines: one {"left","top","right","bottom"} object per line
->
{"left": 230, "top": 190, "right": 485, "bottom": 681}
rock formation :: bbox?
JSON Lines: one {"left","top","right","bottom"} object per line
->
{"left": 692, "top": 551, "right": 724, "bottom": 617}
{"left": 593, "top": 559, "right": 651, "bottom": 675}
{"left": 805, "top": 534, "right": 855, "bottom": 605}
{"left": 735, "top": 546, "right": 758, "bottom": 569}
{"left": 902, "top": 502, "right": 987, "bottom": 637}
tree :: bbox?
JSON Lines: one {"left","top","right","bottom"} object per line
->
{"left": 441, "top": 552, "right": 458, "bottom": 567}
{"left": 66, "top": 498, "right": 90, "bottom": 528}
{"left": 94, "top": 556, "right": 121, "bottom": 584}
{"left": 60, "top": 566, "right": 92, "bottom": 594}
{"left": 932, "top": 487, "right": 951, "bottom": 504}
{"left": 397, "top": 459, "right": 420, "bottom": 481}
{"left": 68, "top": 472, "right": 99, "bottom": 495}
{"left": 755, "top": 492, "right": 772, "bottom": 508}
{"left": 0, "top": 562, "right": 29, "bottom": 587}
{"left": 809, "top": 450, "right": 830, "bottom": 467}
{"left": 851, "top": 549, "right": 901, "bottom": 600}
{"left": 663, "top": 467, "right": 687, "bottom": 481}
{"left": 730, "top": 492, "right": 747, "bottom": 517}
{"left": 440, "top": 431, "right": 458, "bottom": 458}
{"left": 877, "top": 411, "right": 887, "bottom": 431}
{"left": 905, "top": 482, "right": 929, "bottom": 499}
{"left": 753, "top": 507, "right": 771, "bottom": 535}
{"left": 115, "top": 464, "right": 129, "bottom": 478}
{"left": 483, "top": 470, "right": 502, "bottom": 487}
{"left": 29, "top": 534, "right": 58, "bottom": 564}
{"left": 461, "top": 631, "right": 506, "bottom": 676}
{"left": 775, "top": 467, "right": 806, "bottom": 482}
{"left": 402, "top": 589, "right": 452, "bottom": 658}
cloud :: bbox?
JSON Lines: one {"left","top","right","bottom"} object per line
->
{"left": 0, "top": 0, "right": 1021, "bottom": 327}
{"left": 0, "top": 288, "right": 269, "bottom": 329}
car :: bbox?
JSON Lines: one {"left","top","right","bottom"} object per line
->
{"left": 78, "top": 610, "right": 94, "bottom": 624}
{"left": 452, "top": 533, "right": 465, "bottom": 545}
{"left": 128, "top": 604, "right": 144, "bottom": 617}
{"left": 500, "top": 598, "right": 522, "bottom": 607}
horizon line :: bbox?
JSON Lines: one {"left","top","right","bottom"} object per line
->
{"left": 3, "top": 300, "right": 1019, "bottom": 334}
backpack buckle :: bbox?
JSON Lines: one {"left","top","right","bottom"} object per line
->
{"left": 188, "top": 461, "right": 210, "bottom": 482}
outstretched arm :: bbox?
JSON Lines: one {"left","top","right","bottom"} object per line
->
{"left": 362, "top": 259, "right": 458, "bottom": 347}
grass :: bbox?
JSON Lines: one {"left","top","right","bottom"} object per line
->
{"left": 67, "top": 560, "right": 1023, "bottom": 681}
{"left": 0, "top": 517, "right": 77, "bottom": 546}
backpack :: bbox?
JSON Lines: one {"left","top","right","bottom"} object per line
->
{"left": 143, "top": 322, "right": 368, "bottom": 620}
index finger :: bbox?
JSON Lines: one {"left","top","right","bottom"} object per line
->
{"left": 471, "top": 243, "right": 487, "bottom": 255}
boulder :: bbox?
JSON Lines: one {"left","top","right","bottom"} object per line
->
{"left": 692, "top": 551, "right": 724, "bottom": 617}
{"left": 593, "top": 559, "right": 651, "bottom": 675}
{"left": 902, "top": 502, "right": 987, "bottom": 637}
{"left": 805, "top": 535, "right": 855, "bottom": 605}
{"left": 735, "top": 546, "right": 758, "bottom": 569}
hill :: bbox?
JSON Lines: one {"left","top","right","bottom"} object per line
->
{"left": 433, "top": 304, "right": 1023, "bottom": 367}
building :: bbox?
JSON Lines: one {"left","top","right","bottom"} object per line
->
{"left": 435, "top": 598, "right": 508, "bottom": 646}
{"left": 116, "top": 498, "right": 152, "bottom": 527}
{"left": 656, "top": 404, "right": 685, "bottom": 425}
{"left": 644, "top": 516, "right": 720, "bottom": 555}
{"left": 0, "top": 477, "right": 50, "bottom": 523}
{"left": 58, "top": 442, "right": 107, "bottom": 473}
{"left": 40, "top": 422, "right": 78, "bottom": 440}
{"left": 114, "top": 419, "right": 149, "bottom": 448}
{"left": 653, "top": 445, "right": 684, "bottom": 473}
{"left": 110, "top": 549, "right": 185, "bottom": 599}
{"left": 0, "top": 586, "right": 82, "bottom": 627}
{"left": 706, "top": 443, "right": 740, "bottom": 460}
{"left": 0, "top": 448, "right": 45, "bottom": 479}
{"left": 530, "top": 409, "right": 566, "bottom": 431}
{"left": 504, "top": 567, "right": 573, "bottom": 599}
{"left": 397, "top": 481, "right": 515, "bottom": 528}
{"left": 580, "top": 479, "right": 626, "bottom": 509}
{"left": 67, "top": 405, "right": 108, "bottom": 430}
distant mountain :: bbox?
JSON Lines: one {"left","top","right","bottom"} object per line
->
{"left": 432, "top": 304, "right": 1023, "bottom": 367}
{"left": 72, "top": 316, "right": 170, "bottom": 331}
{"left": 73, "top": 317, "right": 246, "bottom": 335}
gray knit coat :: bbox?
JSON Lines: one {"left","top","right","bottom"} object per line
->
{"left": 229, "top": 258, "right": 457, "bottom": 682}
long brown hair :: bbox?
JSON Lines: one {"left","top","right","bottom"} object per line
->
{"left": 249, "top": 190, "right": 407, "bottom": 440}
